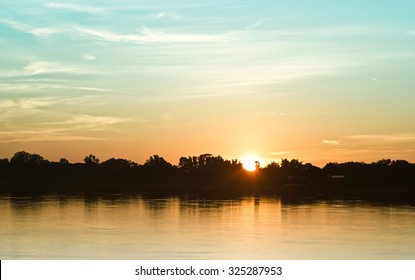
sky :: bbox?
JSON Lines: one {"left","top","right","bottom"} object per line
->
{"left": 0, "top": 0, "right": 415, "bottom": 167}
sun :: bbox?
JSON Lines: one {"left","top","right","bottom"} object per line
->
{"left": 241, "top": 157, "right": 259, "bottom": 172}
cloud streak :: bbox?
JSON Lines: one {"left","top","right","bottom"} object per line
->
{"left": 347, "top": 134, "right": 415, "bottom": 142}
{"left": 0, "top": 19, "right": 60, "bottom": 37}
{"left": 23, "top": 61, "right": 78, "bottom": 75}
{"left": 0, "top": 129, "right": 101, "bottom": 143}
{"left": 83, "top": 54, "right": 96, "bottom": 61}
{"left": 3, "top": 18, "right": 226, "bottom": 44}
{"left": 322, "top": 140, "right": 341, "bottom": 145}
{"left": 0, "top": 97, "right": 57, "bottom": 110}
{"left": 270, "top": 151, "right": 293, "bottom": 155}
{"left": 0, "top": 84, "right": 110, "bottom": 97}
{"left": 0, "top": 113, "right": 131, "bottom": 143}
{"left": 77, "top": 27, "right": 229, "bottom": 44}
{"left": 65, "top": 115, "right": 131, "bottom": 130}
{"left": 0, "top": 61, "right": 84, "bottom": 78}
{"left": 45, "top": 2, "right": 104, "bottom": 14}
{"left": 36, "top": 84, "right": 109, "bottom": 92}
{"left": 153, "top": 12, "right": 180, "bottom": 20}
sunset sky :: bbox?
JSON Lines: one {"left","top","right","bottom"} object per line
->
{"left": 1, "top": 0, "right": 415, "bottom": 166}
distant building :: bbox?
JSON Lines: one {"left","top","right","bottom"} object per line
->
{"left": 330, "top": 175, "right": 345, "bottom": 179}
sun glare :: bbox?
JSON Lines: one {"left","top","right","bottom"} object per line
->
{"left": 241, "top": 157, "right": 258, "bottom": 172}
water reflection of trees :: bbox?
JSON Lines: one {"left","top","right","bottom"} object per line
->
{"left": 143, "top": 198, "right": 173, "bottom": 212}
{"left": 178, "top": 197, "right": 244, "bottom": 212}
{"left": 6, "top": 196, "right": 45, "bottom": 212}
{"left": 280, "top": 195, "right": 415, "bottom": 207}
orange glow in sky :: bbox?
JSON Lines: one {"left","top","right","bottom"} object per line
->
{"left": 1, "top": 1, "right": 415, "bottom": 167}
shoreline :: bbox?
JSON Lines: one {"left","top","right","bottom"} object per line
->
{"left": 1, "top": 178, "right": 415, "bottom": 204}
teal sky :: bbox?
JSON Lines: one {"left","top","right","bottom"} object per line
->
{"left": 1, "top": 0, "right": 415, "bottom": 166}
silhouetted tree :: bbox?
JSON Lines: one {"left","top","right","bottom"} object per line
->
{"left": 10, "top": 151, "right": 46, "bottom": 165}
{"left": 179, "top": 156, "right": 199, "bottom": 173}
{"left": 144, "top": 155, "right": 171, "bottom": 168}
{"left": 375, "top": 159, "right": 392, "bottom": 166}
{"left": 100, "top": 158, "right": 137, "bottom": 177}
{"left": 264, "top": 161, "right": 280, "bottom": 170}
{"left": 178, "top": 154, "right": 243, "bottom": 183}
{"left": 2, "top": 150, "right": 415, "bottom": 195}
{"left": 141, "top": 155, "right": 176, "bottom": 181}
{"left": 84, "top": 154, "right": 99, "bottom": 165}
{"left": 101, "top": 158, "right": 136, "bottom": 168}
{"left": 390, "top": 160, "right": 413, "bottom": 182}
{"left": 231, "top": 159, "right": 243, "bottom": 169}
{"left": 280, "top": 159, "right": 304, "bottom": 175}
{"left": 323, "top": 162, "right": 339, "bottom": 175}
{"left": 7, "top": 151, "right": 49, "bottom": 178}
{"left": 0, "top": 158, "right": 10, "bottom": 176}
{"left": 59, "top": 158, "right": 70, "bottom": 165}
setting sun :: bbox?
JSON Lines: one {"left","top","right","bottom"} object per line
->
{"left": 241, "top": 157, "right": 259, "bottom": 172}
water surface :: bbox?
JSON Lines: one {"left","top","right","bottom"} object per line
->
{"left": 1, "top": 194, "right": 415, "bottom": 259}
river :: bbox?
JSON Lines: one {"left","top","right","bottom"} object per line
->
{"left": 1, "top": 194, "right": 415, "bottom": 259}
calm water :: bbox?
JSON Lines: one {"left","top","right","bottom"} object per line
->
{"left": 1, "top": 194, "right": 415, "bottom": 259}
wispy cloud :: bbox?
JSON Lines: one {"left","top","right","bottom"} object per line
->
{"left": 83, "top": 54, "right": 96, "bottom": 61}
{"left": 269, "top": 24, "right": 381, "bottom": 37}
{"left": 77, "top": 27, "right": 229, "bottom": 44}
{"left": 67, "top": 114, "right": 130, "bottom": 129}
{"left": 322, "top": 140, "right": 341, "bottom": 145}
{"left": 0, "top": 83, "right": 109, "bottom": 93}
{"left": 246, "top": 21, "right": 262, "bottom": 30}
{"left": 153, "top": 12, "right": 180, "bottom": 21}
{"left": 45, "top": 2, "right": 104, "bottom": 14}
{"left": 183, "top": 55, "right": 354, "bottom": 89}
{"left": 0, "top": 129, "right": 100, "bottom": 143}
{"left": 0, "top": 96, "right": 111, "bottom": 122}
{"left": 270, "top": 151, "right": 293, "bottom": 155}
{"left": 1, "top": 61, "right": 80, "bottom": 78}
{"left": 0, "top": 84, "right": 31, "bottom": 92}
{"left": 37, "top": 84, "right": 109, "bottom": 92}
{"left": 218, "top": 5, "right": 247, "bottom": 9}
{"left": 0, "top": 97, "right": 57, "bottom": 110}
{"left": 276, "top": 112, "right": 286, "bottom": 116}
{"left": 347, "top": 134, "right": 415, "bottom": 142}
{"left": 0, "top": 19, "right": 60, "bottom": 36}
{"left": 0, "top": 113, "right": 131, "bottom": 143}
{"left": 23, "top": 61, "right": 78, "bottom": 75}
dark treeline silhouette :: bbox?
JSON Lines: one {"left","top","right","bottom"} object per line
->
{"left": 1, "top": 151, "right": 415, "bottom": 198}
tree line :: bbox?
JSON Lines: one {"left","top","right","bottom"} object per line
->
{"left": 1, "top": 151, "right": 415, "bottom": 188}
